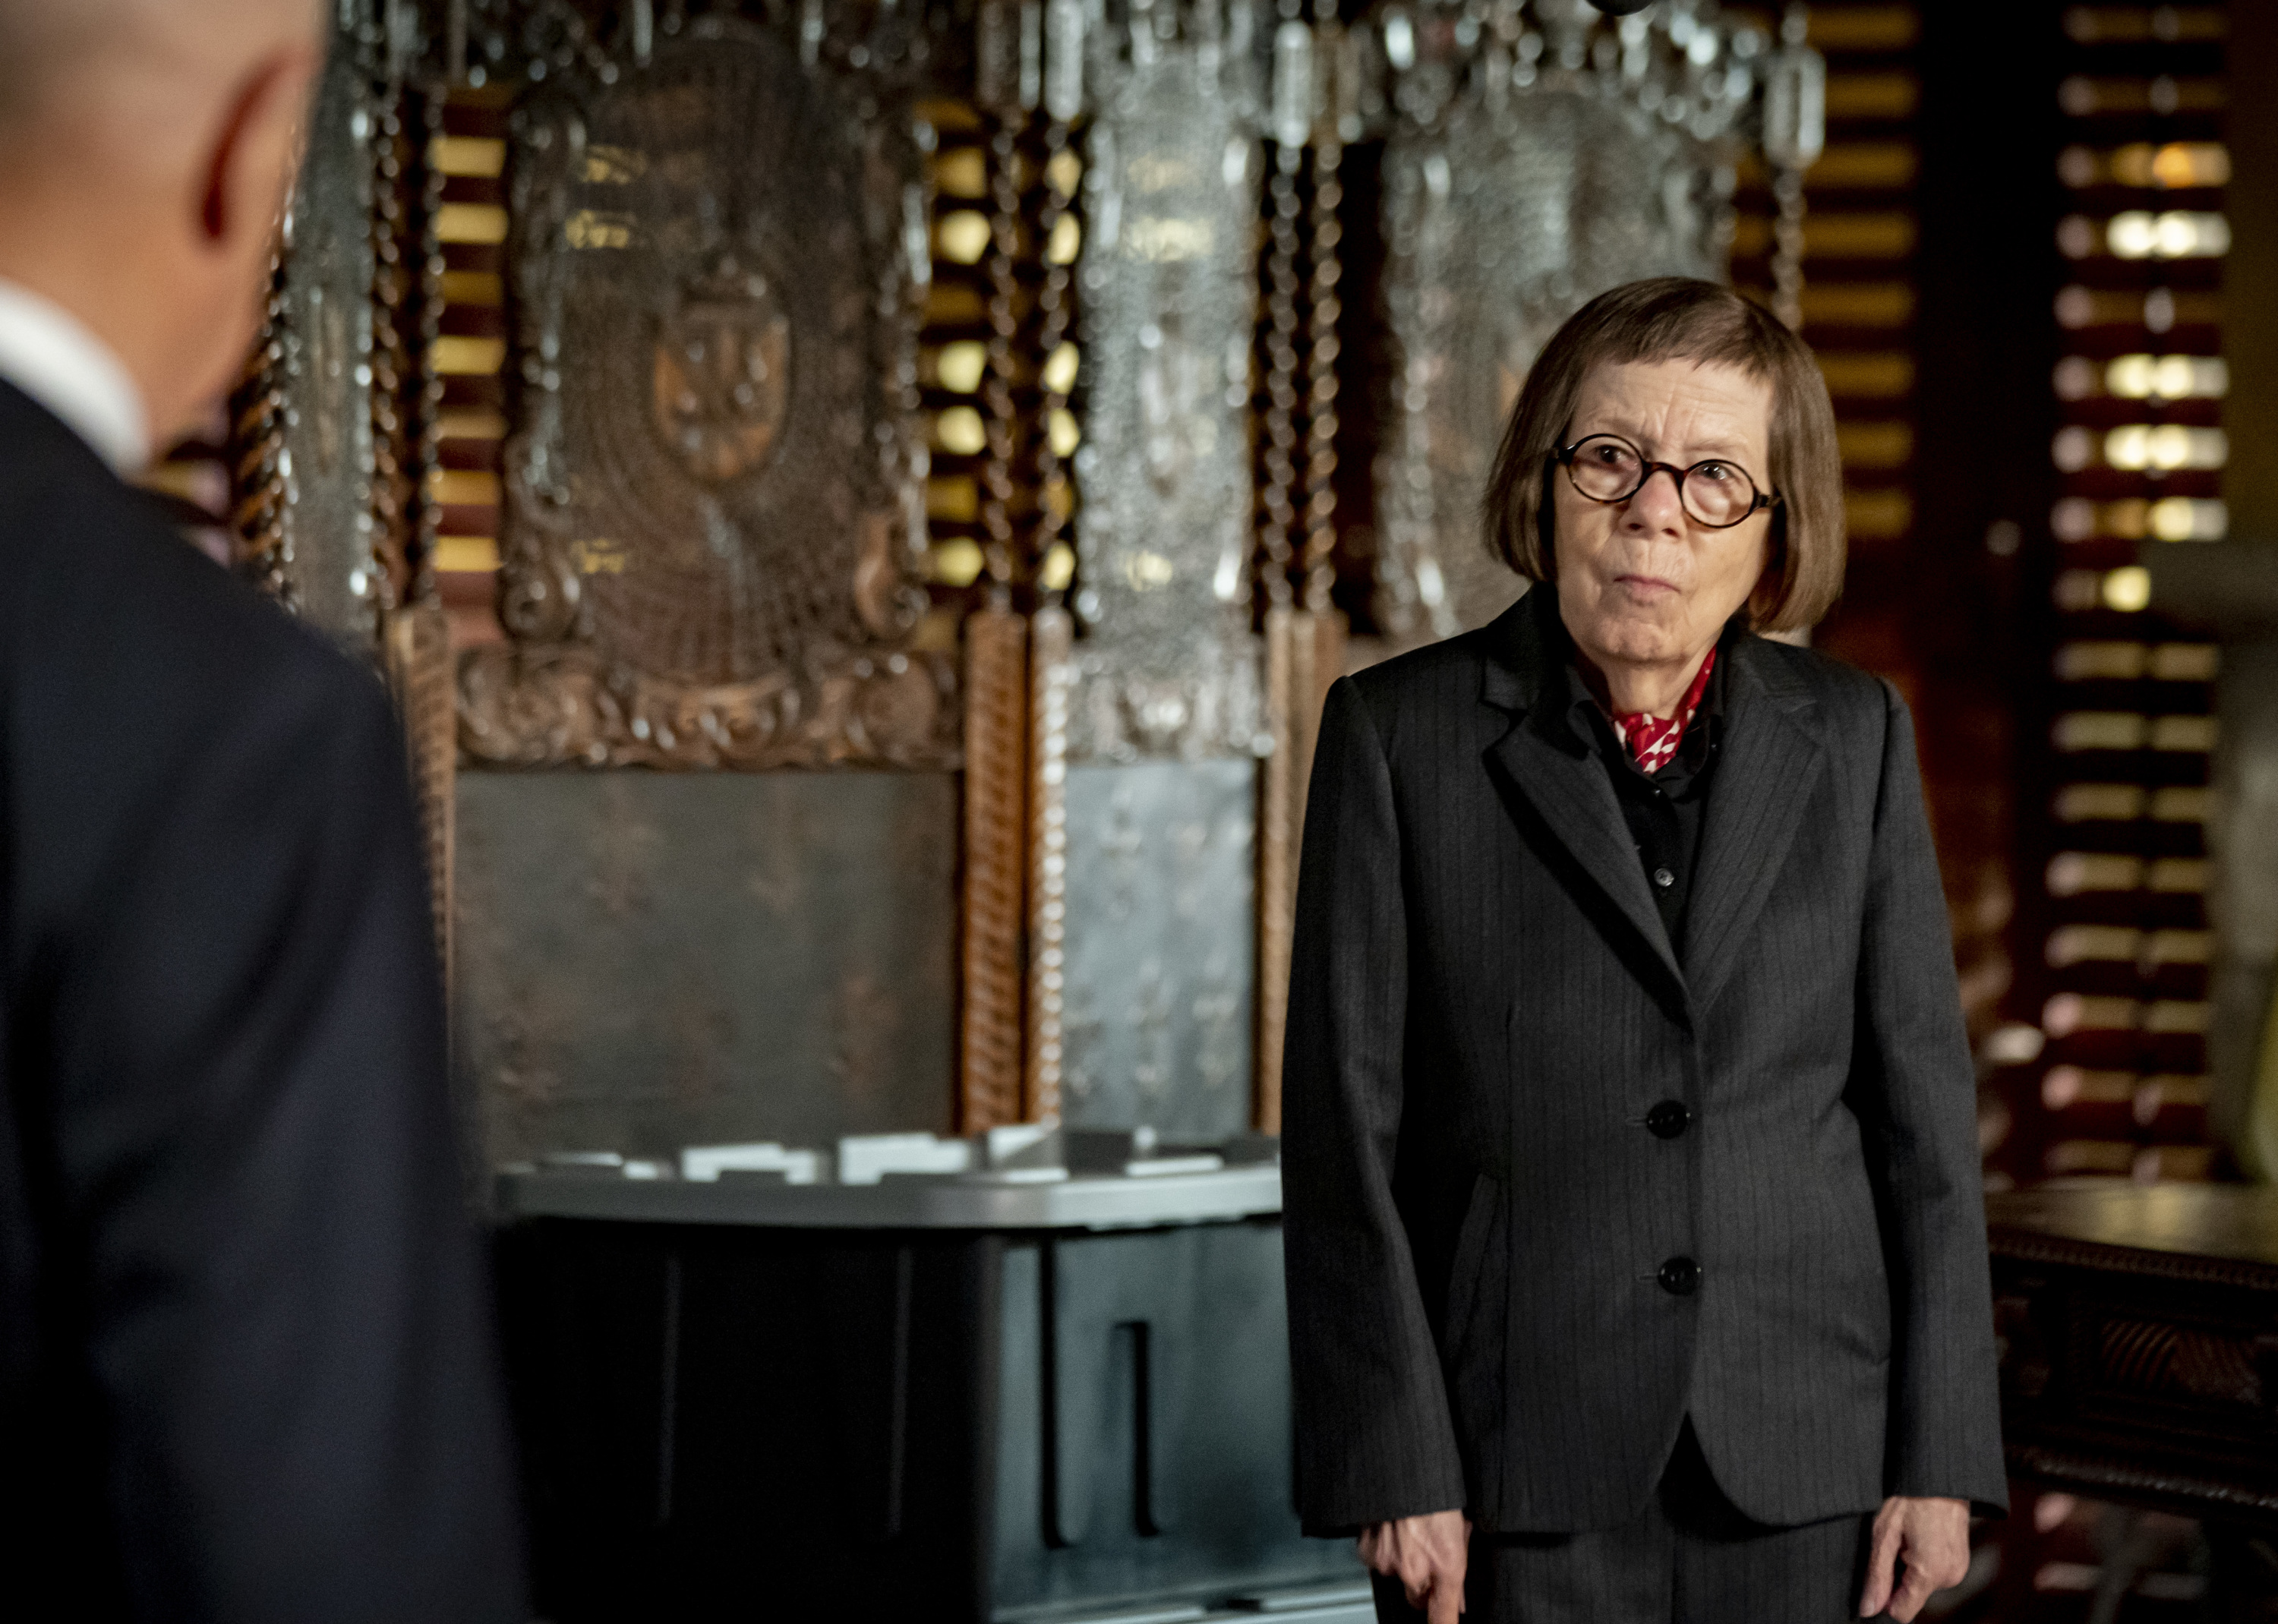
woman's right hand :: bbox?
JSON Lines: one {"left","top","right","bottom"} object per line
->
{"left": 1358, "top": 1509, "right": 1471, "bottom": 1622}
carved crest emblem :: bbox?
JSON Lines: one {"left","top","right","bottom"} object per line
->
{"left": 651, "top": 258, "right": 793, "bottom": 486}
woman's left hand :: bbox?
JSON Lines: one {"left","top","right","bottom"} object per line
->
{"left": 1857, "top": 1495, "right": 1970, "bottom": 1620}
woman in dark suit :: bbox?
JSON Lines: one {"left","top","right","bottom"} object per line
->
{"left": 1281, "top": 278, "right": 2005, "bottom": 1624}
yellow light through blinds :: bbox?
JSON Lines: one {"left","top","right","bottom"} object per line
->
{"left": 434, "top": 202, "right": 510, "bottom": 244}
{"left": 2106, "top": 210, "right": 2231, "bottom": 258}
{"left": 929, "top": 538, "right": 984, "bottom": 585}
{"left": 1837, "top": 422, "right": 1914, "bottom": 468}
{"left": 434, "top": 537, "right": 502, "bottom": 572}
{"left": 431, "top": 336, "right": 507, "bottom": 376}
{"left": 2057, "top": 141, "right": 2231, "bottom": 188}
{"left": 2055, "top": 784, "right": 2146, "bottom": 821}
{"left": 1843, "top": 490, "right": 1913, "bottom": 541}
{"left": 429, "top": 136, "right": 508, "bottom": 178}
{"left": 2061, "top": 8, "right": 2226, "bottom": 45}
{"left": 1806, "top": 6, "right": 1917, "bottom": 49}
{"left": 934, "top": 147, "right": 986, "bottom": 197}
{"left": 935, "top": 212, "right": 991, "bottom": 264}
{"left": 2052, "top": 568, "right": 2156, "bottom": 612}
{"left": 2103, "top": 424, "right": 2228, "bottom": 471}
{"left": 2051, "top": 424, "right": 2227, "bottom": 471}
{"left": 1805, "top": 144, "right": 1919, "bottom": 188}
{"left": 2054, "top": 641, "right": 2150, "bottom": 680}
{"left": 2051, "top": 496, "right": 2227, "bottom": 541}
{"left": 1817, "top": 353, "right": 1915, "bottom": 397}
{"left": 934, "top": 405, "right": 987, "bottom": 456}
{"left": 2102, "top": 566, "right": 2152, "bottom": 611}
{"left": 933, "top": 342, "right": 987, "bottom": 393}
{"left": 2053, "top": 352, "right": 2229, "bottom": 399}
{"left": 1800, "top": 284, "right": 1915, "bottom": 326}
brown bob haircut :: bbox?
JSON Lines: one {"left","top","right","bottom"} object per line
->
{"left": 1481, "top": 276, "right": 1845, "bottom": 633}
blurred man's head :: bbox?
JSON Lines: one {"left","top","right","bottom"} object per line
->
{"left": 0, "top": 0, "right": 327, "bottom": 451}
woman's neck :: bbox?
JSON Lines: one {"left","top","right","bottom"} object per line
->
{"left": 1571, "top": 642, "right": 1714, "bottom": 721}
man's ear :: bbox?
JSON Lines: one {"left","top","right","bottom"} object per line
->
{"left": 197, "top": 49, "right": 314, "bottom": 244}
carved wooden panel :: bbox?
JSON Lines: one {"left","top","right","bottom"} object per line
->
{"left": 456, "top": 770, "right": 958, "bottom": 1165}
{"left": 456, "top": 17, "right": 951, "bottom": 769}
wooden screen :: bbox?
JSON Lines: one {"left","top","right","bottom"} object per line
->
{"left": 1995, "top": 2, "right": 2229, "bottom": 1186}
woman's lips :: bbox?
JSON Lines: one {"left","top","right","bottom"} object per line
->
{"left": 1613, "top": 573, "right": 1679, "bottom": 597}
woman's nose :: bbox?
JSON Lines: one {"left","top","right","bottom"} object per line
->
{"left": 1626, "top": 465, "right": 1689, "bottom": 529}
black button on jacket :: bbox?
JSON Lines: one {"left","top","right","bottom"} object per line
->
{"left": 1280, "top": 586, "right": 2005, "bottom": 1537}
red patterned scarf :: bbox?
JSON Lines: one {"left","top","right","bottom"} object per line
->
{"left": 1610, "top": 648, "right": 1717, "bottom": 775}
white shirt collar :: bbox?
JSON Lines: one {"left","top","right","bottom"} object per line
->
{"left": 0, "top": 279, "right": 151, "bottom": 474}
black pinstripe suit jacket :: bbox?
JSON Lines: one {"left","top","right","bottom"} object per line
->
{"left": 1281, "top": 588, "right": 2007, "bottom": 1537}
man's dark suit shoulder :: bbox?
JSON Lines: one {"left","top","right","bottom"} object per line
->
{"left": 0, "top": 383, "right": 525, "bottom": 1624}
{"left": 0, "top": 383, "right": 380, "bottom": 727}
{"left": 0, "top": 388, "right": 401, "bottom": 921}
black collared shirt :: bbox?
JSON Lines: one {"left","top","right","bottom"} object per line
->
{"left": 1552, "top": 627, "right": 1734, "bottom": 952}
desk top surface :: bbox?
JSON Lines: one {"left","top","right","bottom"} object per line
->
{"left": 1987, "top": 1182, "right": 2278, "bottom": 1272}
{"left": 498, "top": 1162, "right": 1284, "bottom": 1231}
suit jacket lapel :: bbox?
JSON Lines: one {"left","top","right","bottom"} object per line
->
{"left": 1680, "top": 642, "right": 1826, "bottom": 1014}
{"left": 1487, "top": 722, "right": 1685, "bottom": 995}
{"left": 1478, "top": 594, "right": 1685, "bottom": 1002}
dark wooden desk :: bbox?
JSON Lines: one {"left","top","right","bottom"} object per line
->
{"left": 1988, "top": 1183, "right": 2278, "bottom": 1531}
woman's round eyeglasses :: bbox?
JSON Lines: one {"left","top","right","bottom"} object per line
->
{"left": 1554, "top": 434, "right": 1778, "bottom": 531}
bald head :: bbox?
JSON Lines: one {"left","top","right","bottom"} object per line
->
{"left": 0, "top": 0, "right": 327, "bottom": 447}
{"left": 0, "top": 0, "right": 311, "bottom": 142}
{"left": 0, "top": 4, "right": 115, "bottom": 132}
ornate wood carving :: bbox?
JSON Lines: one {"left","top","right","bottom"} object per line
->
{"left": 456, "top": 17, "right": 948, "bottom": 770}
{"left": 387, "top": 601, "right": 459, "bottom": 979}
{"left": 961, "top": 606, "right": 1028, "bottom": 1131}
{"left": 1255, "top": 604, "right": 1343, "bottom": 1134}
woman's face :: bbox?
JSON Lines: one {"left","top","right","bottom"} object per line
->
{"left": 1550, "top": 358, "right": 1775, "bottom": 679}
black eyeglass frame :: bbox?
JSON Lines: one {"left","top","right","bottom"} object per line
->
{"left": 1552, "top": 434, "right": 1780, "bottom": 531}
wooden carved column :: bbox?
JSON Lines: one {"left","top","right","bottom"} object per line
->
{"left": 961, "top": 604, "right": 1030, "bottom": 1131}
{"left": 1257, "top": 606, "right": 1344, "bottom": 1134}
{"left": 1251, "top": 8, "right": 1346, "bottom": 1136}
{"left": 387, "top": 604, "right": 457, "bottom": 980}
